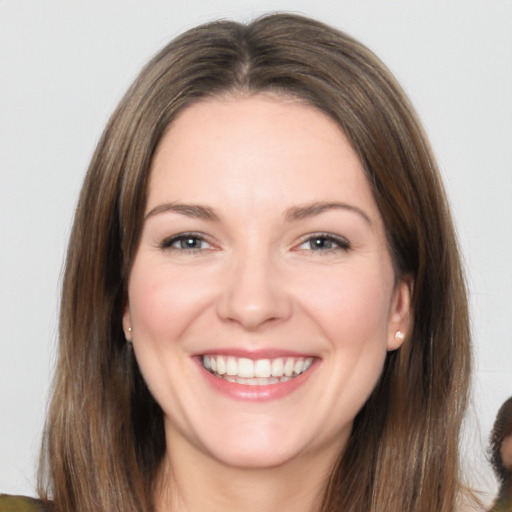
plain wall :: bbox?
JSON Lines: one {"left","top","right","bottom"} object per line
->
{"left": 1, "top": 0, "right": 511, "bottom": 503}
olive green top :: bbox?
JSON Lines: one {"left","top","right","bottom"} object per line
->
{"left": 0, "top": 495, "right": 47, "bottom": 512}
{"left": 488, "top": 497, "right": 512, "bottom": 512}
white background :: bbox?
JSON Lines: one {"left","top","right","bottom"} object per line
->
{"left": 1, "top": 0, "right": 511, "bottom": 503}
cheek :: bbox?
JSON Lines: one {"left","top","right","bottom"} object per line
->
{"left": 126, "top": 261, "right": 215, "bottom": 406}
{"left": 288, "top": 264, "right": 394, "bottom": 436}
{"left": 128, "top": 261, "right": 215, "bottom": 341}
{"left": 298, "top": 263, "right": 393, "bottom": 346}
{"left": 502, "top": 436, "right": 512, "bottom": 468}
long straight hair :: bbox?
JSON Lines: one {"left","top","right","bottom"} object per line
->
{"left": 38, "top": 13, "right": 472, "bottom": 512}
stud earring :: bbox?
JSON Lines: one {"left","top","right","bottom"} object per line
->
{"left": 128, "top": 327, "right": 132, "bottom": 332}
{"left": 395, "top": 330, "right": 404, "bottom": 340}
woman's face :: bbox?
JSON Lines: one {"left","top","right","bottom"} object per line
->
{"left": 502, "top": 434, "right": 512, "bottom": 470}
{"left": 124, "top": 96, "right": 410, "bottom": 470}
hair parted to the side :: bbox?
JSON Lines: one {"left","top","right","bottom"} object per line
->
{"left": 38, "top": 13, "right": 472, "bottom": 512}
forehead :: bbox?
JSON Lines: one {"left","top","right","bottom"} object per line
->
{"left": 148, "top": 95, "right": 381, "bottom": 222}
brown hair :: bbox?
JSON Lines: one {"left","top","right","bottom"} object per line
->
{"left": 38, "top": 13, "right": 472, "bottom": 512}
{"left": 490, "top": 397, "right": 512, "bottom": 481}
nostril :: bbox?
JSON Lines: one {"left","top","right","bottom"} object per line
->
{"left": 215, "top": 271, "right": 292, "bottom": 330}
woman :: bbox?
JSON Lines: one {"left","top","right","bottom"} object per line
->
{"left": 488, "top": 397, "right": 512, "bottom": 511}
{"left": 1, "top": 13, "right": 472, "bottom": 512}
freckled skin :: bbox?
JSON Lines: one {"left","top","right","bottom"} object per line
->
{"left": 124, "top": 96, "right": 411, "bottom": 473}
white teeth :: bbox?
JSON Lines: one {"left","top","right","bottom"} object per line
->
{"left": 238, "top": 358, "right": 254, "bottom": 378}
{"left": 254, "top": 359, "right": 271, "bottom": 378}
{"left": 216, "top": 356, "right": 226, "bottom": 375}
{"left": 284, "top": 358, "right": 294, "bottom": 377}
{"left": 202, "top": 355, "right": 314, "bottom": 385}
{"left": 271, "top": 358, "right": 284, "bottom": 377}
{"left": 226, "top": 357, "right": 237, "bottom": 376}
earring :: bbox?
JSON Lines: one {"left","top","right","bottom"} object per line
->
{"left": 128, "top": 327, "right": 132, "bottom": 332}
{"left": 126, "top": 327, "right": 133, "bottom": 343}
{"left": 395, "top": 330, "right": 404, "bottom": 340}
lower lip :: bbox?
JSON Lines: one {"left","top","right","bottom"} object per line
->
{"left": 196, "top": 359, "right": 317, "bottom": 402}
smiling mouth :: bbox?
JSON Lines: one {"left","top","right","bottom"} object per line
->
{"left": 202, "top": 355, "right": 314, "bottom": 385}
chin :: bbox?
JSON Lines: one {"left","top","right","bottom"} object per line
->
{"left": 191, "top": 416, "right": 310, "bottom": 469}
{"left": 208, "top": 439, "right": 303, "bottom": 470}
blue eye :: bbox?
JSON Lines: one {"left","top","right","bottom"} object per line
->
{"left": 298, "top": 234, "right": 350, "bottom": 252}
{"left": 160, "top": 233, "right": 211, "bottom": 252}
{"left": 175, "top": 237, "right": 205, "bottom": 250}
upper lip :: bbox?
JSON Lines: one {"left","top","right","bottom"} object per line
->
{"left": 191, "top": 348, "right": 318, "bottom": 359}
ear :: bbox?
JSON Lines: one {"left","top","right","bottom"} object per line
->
{"left": 122, "top": 304, "right": 133, "bottom": 342}
{"left": 386, "top": 276, "right": 413, "bottom": 351}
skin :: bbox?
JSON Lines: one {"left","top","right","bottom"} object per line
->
{"left": 123, "top": 95, "right": 411, "bottom": 512}
{"left": 502, "top": 435, "right": 512, "bottom": 471}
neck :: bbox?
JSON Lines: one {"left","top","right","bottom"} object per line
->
{"left": 155, "top": 435, "right": 340, "bottom": 512}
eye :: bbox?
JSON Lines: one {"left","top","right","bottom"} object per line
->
{"left": 297, "top": 233, "right": 350, "bottom": 252}
{"left": 159, "top": 233, "right": 213, "bottom": 253}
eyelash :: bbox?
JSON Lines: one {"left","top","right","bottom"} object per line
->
{"left": 159, "top": 232, "right": 212, "bottom": 254}
{"left": 296, "top": 233, "right": 351, "bottom": 253}
{"left": 159, "top": 232, "right": 351, "bottom": 255}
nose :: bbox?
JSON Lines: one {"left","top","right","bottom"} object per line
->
{"left": 216, "top": 250, "right": 293, "bottom": 331}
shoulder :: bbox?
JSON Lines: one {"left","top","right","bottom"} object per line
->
{"left": 0, "top": 494, "right": 48, "bottom": 512}
{"left": 488, "top": 498, "right": 512, "bottom": 512}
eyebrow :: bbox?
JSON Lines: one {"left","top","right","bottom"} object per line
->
{"left": 144, "top": 203, "right": 220, "bottom": 222}
{"left": 144, "top": 200, "right": 372, "bottom": 226}
{"left": 284, "top": 201, "right": 372, "bottom": 226}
